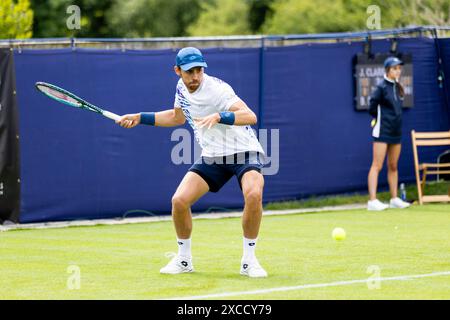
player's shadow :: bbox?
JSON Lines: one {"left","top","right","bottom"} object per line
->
{"left": 162, "top": 271, "right": 272, "bottom": 280}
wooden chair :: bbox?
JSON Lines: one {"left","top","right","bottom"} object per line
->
{"left": 411, "top": 130, "right": 450, "bottom": 205}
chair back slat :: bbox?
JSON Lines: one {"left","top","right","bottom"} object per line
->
{"left": 413, "top": 131, "right": 450, "bottom": 139}
{"left": 415, "top": 139, "right": 450, "bottom": 146}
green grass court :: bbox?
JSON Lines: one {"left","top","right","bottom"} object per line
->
{"left": 1, "top": 203, "right": 449, "bottom": 300}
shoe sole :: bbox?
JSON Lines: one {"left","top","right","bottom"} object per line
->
{"left": 160, "top": 268, "right": 194, "bottom": 274}
{"left": 240, "top": 271, "right": 268, "bottom": 278}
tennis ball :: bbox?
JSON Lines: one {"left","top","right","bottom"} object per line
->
{"left": 332, "top": 227, "right": 346, "bottom": 241}
{"left": 371, "top": 119, "right": 376, "bottom": 127}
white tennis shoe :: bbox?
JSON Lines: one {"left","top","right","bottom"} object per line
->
{"left": 160, "top": 254, "right": 194, "bottom": 274}
{"left": 389, "top": 197, "right": 411, "bottom": 209}
{"left": 367, "top": 199, "right": 389, "bottom": 211}
{"left": 240, "top": 258, "right": 268, "bottom": 278}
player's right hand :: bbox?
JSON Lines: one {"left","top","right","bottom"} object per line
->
{"left": 116, "top": 113, "right": 141, "bottom": 129}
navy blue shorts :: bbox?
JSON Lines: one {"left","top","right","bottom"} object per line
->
{"left": 189, "top": 151, "right": 264, "bottom": 193}
{"left": 373, "top": 136, "right": 402, "bottom": 144}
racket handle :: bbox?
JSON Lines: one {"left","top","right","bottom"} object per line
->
{"left": 103, "top": 111, "right": 121, "bottom": 121}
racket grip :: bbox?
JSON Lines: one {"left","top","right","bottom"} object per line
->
{"left": 103, "top": 111, "right": 121, "bottom": 121}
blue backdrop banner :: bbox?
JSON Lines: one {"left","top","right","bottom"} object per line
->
{"left": 261, "top": 38, "right": 450, "bottom": 202}
{"left": 13, "top": 38, "right": 449, "bottom": 223}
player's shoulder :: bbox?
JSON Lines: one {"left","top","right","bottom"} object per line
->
{"left": 206, "top": 74, "right": 227, "bottom": 85}
{"left": 205, "top": 74, "right": 222, "bottom": 84}
{"left": 204, "top": 74, "right": 234, "bottom": 91}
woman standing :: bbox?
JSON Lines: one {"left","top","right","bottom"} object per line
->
{"left": 367, "top": 57, "right": 411, "bottom": 211}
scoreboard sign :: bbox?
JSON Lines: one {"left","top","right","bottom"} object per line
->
{"left": 353, "top": 53, "right": 413, "bottom": 111}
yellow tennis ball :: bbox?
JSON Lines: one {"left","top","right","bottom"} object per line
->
{"left": 371, "top": 119, "right": 376, "bottom": 127}
{"left": 332, "top": 227, "right": 346, "bottom": 241}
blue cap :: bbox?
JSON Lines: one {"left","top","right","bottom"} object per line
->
{"left": 384, "top": 56, "right": 404, "bottom": 68}
{"left": 175, "top": 47, "right": 208, "bottom": 71}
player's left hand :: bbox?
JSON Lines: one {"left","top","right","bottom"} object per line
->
{"left": 194, "top": 113, "right": 221, "bottom": 129}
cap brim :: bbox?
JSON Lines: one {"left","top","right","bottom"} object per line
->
{"left": 180, "top": 61, "right": 207, "bottom": 71}
{"left": 389, "top": 61, "right": 404, "bottom": 67}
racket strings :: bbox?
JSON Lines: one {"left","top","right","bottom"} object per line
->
{"left": 38, "top": 85, "right": 80, "bottom": 105}
{"left": 36, "top": 83, "right": 102, "bottom": 114}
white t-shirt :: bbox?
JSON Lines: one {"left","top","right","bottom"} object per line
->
{"left": 174, "top": 73, "right": 265, "bottom": 157}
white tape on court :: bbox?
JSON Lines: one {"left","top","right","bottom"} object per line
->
{"left": 163, "top": 270, "right": 450, "bottom": 300}
{"left": 0, "top": 203, "right": 366, "bottom": 231}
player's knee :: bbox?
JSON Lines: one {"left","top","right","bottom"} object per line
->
{"left": 244, "top": 188, "right": 262, "bottom": 206}
{"left": 171, "top": 194, "right": 189, "bottom": 212}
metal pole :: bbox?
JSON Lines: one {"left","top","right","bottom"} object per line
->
{"left": 258, "top": 37, "right": 266, "bottom": 131}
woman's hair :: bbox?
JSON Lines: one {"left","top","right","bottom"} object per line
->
{"left": 385, "top": 67, "right": 405, "bottom": 98}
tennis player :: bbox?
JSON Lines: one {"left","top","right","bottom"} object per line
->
{"left": 367, "top": 57, "right": 411, "bottom": 211}
{"left": 116, "top": 47, "right": 267, "bottom": 277}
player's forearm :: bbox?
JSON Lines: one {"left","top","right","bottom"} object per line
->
{"left": 227, "top": 110, "right": 257, "bottom": 126}
{"left": 224, "top": 100, "right": 257, "bottom": 126}
{"left": 155, "top": 109, "right": 185, "bottom": 127}
{"left": 141, "top": 109, "right": 185, "bottom": 127}
{"left": 194, "top": 108, "right": 257, "bottom": 129}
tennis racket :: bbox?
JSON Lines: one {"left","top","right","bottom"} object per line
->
{"left": 35, "top": 82, "right": 120, "bottom": 121}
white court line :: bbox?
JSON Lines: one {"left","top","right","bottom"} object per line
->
{"left": 163, "top": 271, "right": 450, "bottom": 300}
